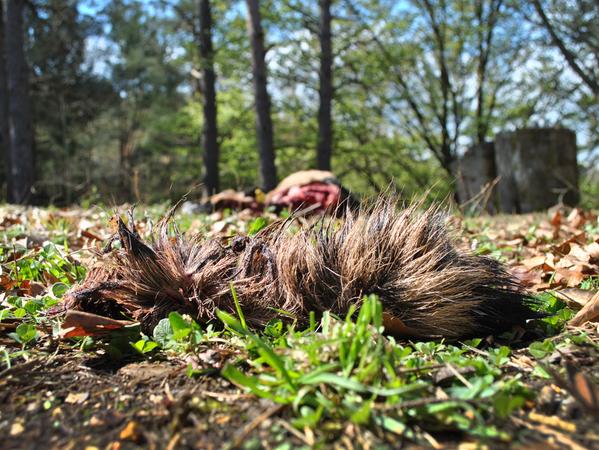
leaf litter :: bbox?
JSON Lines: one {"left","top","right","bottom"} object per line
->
{"left": 0, "top": 203, "right": 598, "bottom": 449}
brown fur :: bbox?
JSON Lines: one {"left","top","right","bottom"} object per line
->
{"left": 62, "top": 200, "right": 539, "bottom": 339}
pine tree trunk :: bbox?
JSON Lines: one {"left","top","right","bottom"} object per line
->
{"left": 317, "top": 0, "right": 333, "bottom": 171}
{"left": 246, "top": 0, "right": 277, "bottom": 191}
{"left": 199, "top": 0, "right": 219, "bottom": 196}
{"left": 3, "top": 0, "right": 34, "bottom": 204}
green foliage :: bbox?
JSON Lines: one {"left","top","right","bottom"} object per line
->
{"left": 0, "top": 238, "right": 83, "bottom": 324}
{"left": 247, "top": 216, "right": 268, "bottom": 236}
{"left": 580, "top": 170, "right": 599, "bottom": 210}
{"left": 9, "top": 323, "right": 38, "bottom": 345}
{"left": 1, "top": 206, "right": 597, "bottom": 445}
{"left": 151, "top": 312, "right": 205, "bottom": 350}
{"left": 533, "top": 292, "right": 575, "bottom": 336}
{"left": 131, "top": 336, "right": 159, "bottom": 354}
{"left": 217, "top": 295, "right": 532, "bottom": 442}
{"left": 9, "top": 0, "right": 595, "bottom": 205}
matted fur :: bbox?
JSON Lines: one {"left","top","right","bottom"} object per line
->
{"left": 63, "top": 201, "right": 539, "bottom": 339}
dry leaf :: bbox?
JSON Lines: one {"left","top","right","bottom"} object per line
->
{"left": 569, "top": 291, "right": 599, "bottom": 327}
{"left": 65, "top": 392, "right": 89, "bottom": 404}
{"left": 585, "top": 242, "right": 599, "bottom": 263}
{"left": 520, "top": 255, "right": 547, "bottom": 270}
{"left": 554, "top": 268, "right": 585, "bottom": 287}
{"left": 9, "top": 422, "right": 25, "bottom": 436}
{"left": 568, "top": 243, "right": 591, "bottom": 263}
{"left": 547, "top": 363, "right": 599, "bottom": 418}
{"left": 81, "top": 229, "right": 105, "bottom": 242}
{"left": 119, "top": 421, "right": 142, "bottom": 443}
{"left": 554, "top": 289, "right": 597, "bottom": 308}
{"left": 566, "top": 208, "right": 586, "bottom": 229}
{"left": 59, "top": 310, "right": 135, "bottom": 338}
{"left": 528, "top": 411, "right": 577, "bottom": 432}
{"left": 550, "top": 209, "right": 562, "bottom": 228}
{"left": 510, "top": 266, "right": 543, "bottom": 287}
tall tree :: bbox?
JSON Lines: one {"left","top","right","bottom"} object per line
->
{"left": 106, "top": 0, "right": 185, "bottom": 202}
{"left": 199, "top": 0, "right": 219, "bottom": 195}
{"left": 0, "top": 3, "right": 9, "bottom": 187}
{"left": 473, "top": 0, "right": 502, "bottom": 144}
{"left": 529, "top": 0, "right": 598, "bottom": 96}
{"left": 316, "top": 0, "right": 333, "bottom": 170}
{"left": 26, "top": 0, "right": 112, "bottom": 204}
{"left": 2, "top": 0, "right": 34, "bottom": 204}
{"left": 343, "top": 0, "right": 528, "bottom": 179}
{"left": 246, "top": 0, "right": 277, "bottom": 191}
{"left": 522, "top": 0, "right": 598, "bottom": 155}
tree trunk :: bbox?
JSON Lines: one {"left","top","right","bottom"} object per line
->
{"left": 316, "top": 0, "right": 333, "bottom": 171}
{"left": 0, "top": 2, "right": 9, "bottom": 193}
{"left": 119, "top": 127, "right": 135, "bottom": 202}
{"left": 2, "top": 0, "right": 34, "bottom": 204}
{"left": 199, "top": 0, "right": 219, "bottom": 196}
{"left": 246, "top": 0, "right": 277, "bottom": 191}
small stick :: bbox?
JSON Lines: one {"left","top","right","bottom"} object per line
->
{"left": 228, "top": 404, "right": 286, "bottom": 449}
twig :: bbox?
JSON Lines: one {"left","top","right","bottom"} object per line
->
{"left": 228, "top": 404, "right": 286, "bottom": 449}
{"left": 196, "top": 389, "right": 254, "bottom": 401}
{"left": 446, "top": 363, "right": 473, "bottom": 389}
{"left": 512, "top": 416, "right": 585, "bottom": 450}
{"left": 276, "top": 418, "right": 312, "bottom": 446}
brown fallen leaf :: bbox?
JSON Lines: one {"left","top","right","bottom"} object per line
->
{"left": 585, "top": 242, "right": 599, "bottom": 263}
{"left": 553, "top": 232, "right": 587, "bottom": 255}
{"left": 503, "top": 237, "right": 523, "bottom": 246}
{"left": 550, "top": 209, "right": 562, "bottom": 229}
{"left": 568, "top": 243, "right": 591, "bottom": 263}
{"left": 118, "top": 362, "right": 174, "bottom": 382}
{"left": 59, "top": 310, "right": 135, "bottom": 338}
{"left": 546, "top": 363, "right": 599, "bottom": 418}
{"left": 18, "top": 280, "right": 46, "bottom": 297}
{"left": 81, "top": 229, "right": 105, "bottom": 242}
{"left": 569, "top": 291, "right": 599, "bottom": 327}
{"left": 555, "top": 255, "right": 590, "bottom": 270}
{"left": 119, "top": 420, "right": 143, "bottom": 443}
{"left": 521, "top": 255, "right": 547, "bottom": 270}
{"left": 510, "top": 265, "right": 543, "bottom": 287}
{"left": 554, "top": 268, "right": 585, "bottom": 287}
{"left": 107, "top": 441, "right": 122, "bottom": 450}
{"left": 65, "top": 392, "right": 89, "bottom": 404}
{"left": 566, "top": 208, "right": 586, "bottom": 229}
{"left": 0, "top": 274, "right": 17, "bottom": 291}
{"left": 555, "top": 288, "right": 597, "bottom": 309}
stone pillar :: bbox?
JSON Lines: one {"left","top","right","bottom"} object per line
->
{"left": 453, "top": 142, "right": 497, "bottom": 213}
{"left": 494, "top": 128, "right": 578, "bottom": 213}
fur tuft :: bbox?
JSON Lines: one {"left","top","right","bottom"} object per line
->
{"left": 63, "top": 200, "right": 540, "bottom": 339}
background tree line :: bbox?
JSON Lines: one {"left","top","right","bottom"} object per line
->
{"left": 0, "top": 0, "right": 597, "bottom": 206}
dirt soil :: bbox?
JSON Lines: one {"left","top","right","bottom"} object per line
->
{"left": 2, "top": 205, "right": 599, "bottom": 449}
{"left": 1, "top": 336, "right": 599, "bottom": 450}
{"left": 0, "top": 350, "right": 296, "bottom": 450}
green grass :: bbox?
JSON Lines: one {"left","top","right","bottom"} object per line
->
{"left": 123, "top": 293, "right": 592, "bottom": 447}
{"left": 1, "top": 207, "right": 597, "bottom": 448}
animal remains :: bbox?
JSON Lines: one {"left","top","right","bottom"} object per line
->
{"left": 62, "top": 200, "right": 540, "bottom": 339}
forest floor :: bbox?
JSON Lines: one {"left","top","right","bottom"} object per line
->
{"left": 0, "top": 204, "right": 598, "bottom": 450}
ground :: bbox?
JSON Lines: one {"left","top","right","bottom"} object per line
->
{"left": 0, "top": 204, "right": 598, "bottom": 450}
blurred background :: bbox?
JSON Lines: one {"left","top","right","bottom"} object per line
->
{"left": 0, "top": 0, "right": 597, "bottom": 210}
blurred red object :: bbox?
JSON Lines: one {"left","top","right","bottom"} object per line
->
{"left": 268, "top": 182, "right": 341, "bottom": 212}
